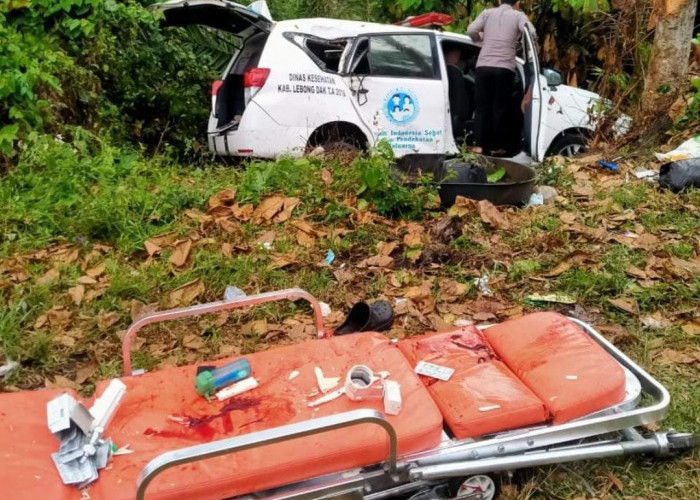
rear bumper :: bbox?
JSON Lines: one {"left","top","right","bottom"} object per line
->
{"left": 207, "top": 102, "right": 306, "bottom": 159}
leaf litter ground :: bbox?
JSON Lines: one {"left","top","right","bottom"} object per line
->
{"left": 0, "top": 152, "right": 698, "bottom": 499}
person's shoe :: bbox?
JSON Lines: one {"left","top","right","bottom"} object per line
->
{"left": 335, "top": 300, "right": 395, "bottom": 335}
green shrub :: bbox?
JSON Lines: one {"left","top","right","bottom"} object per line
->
{"left": 338, "top": 141, "right": 438, "bottom": 219}
{"left": 236, "top": 157, "right": 327, "bottom": 205}
{"left": 0, "top": 131, "right": 232, "bottom": 254}
{"left": 1, "top": 0, "right": 220, "bottom": 162}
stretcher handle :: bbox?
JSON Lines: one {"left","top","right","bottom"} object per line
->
{"left": 122, "top": 288, "right": 326, "bottom": 375}
{"left": 135, "top": 409, "right": 398, "bottom": 500}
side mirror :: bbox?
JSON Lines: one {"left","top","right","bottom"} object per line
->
{"left": 544, "top": 68, "right": 563, "bottom": 87}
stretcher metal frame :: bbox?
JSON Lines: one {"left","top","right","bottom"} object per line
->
{"left": 125, "top": 288, "right": 695, "bottom": 500}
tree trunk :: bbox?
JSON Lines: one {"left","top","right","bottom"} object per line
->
{"left": 639, "top": 0, "right": 697, "bottom": 130}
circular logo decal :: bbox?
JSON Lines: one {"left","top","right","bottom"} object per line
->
{"left": 384, "top": 89, "right": 419, "bottom": 126}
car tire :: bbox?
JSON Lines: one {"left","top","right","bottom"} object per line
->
{"left": 313, "top": 140, "right": 361, "bottom": 165}
{"left": 548, "top": 133, "right": 587, "bottom": 157}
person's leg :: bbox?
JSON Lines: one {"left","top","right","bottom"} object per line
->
{"left": 473, "top": 67, "right": 494, "bottom": 153}
{"left": 489, "top": 68, "right": 516, "bottom": 155}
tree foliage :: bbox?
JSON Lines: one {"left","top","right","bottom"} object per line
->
{"left": 1, "top": 0, "right": 696, "bottom": 166}
{"left": 1, "top": 0, "right": 221, "bottom": 160}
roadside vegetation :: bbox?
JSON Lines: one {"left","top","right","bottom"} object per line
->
{"left": 1, "top": 0, "right": 698, "bottom": 499}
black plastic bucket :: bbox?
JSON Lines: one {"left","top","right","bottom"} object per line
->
{"left": 436, "top": 157, "right": 536, "bottom": 206}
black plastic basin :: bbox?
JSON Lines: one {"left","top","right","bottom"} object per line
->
{"left": 436, "top": 157, "right": 536, "bottom": 206}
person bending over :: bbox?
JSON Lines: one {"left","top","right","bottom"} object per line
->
{"left": 467, "top": 0, "right": 536, "bottom": 156}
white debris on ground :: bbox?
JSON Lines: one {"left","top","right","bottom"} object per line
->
{"left": 655, "top": 136, "right": 700, "bottom": 161}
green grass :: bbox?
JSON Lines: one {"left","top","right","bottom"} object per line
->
{"left": 1, "top": 140, "right": 698, "bottom": 499}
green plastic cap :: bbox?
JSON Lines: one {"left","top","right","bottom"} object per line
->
{"left": 195, "top": 370, "right": 216, "bottom": 397}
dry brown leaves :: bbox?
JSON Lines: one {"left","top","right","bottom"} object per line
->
{"left": 252, "top": 196, "right": 300, "bottom": 223}
{"left": 37, "top": 267, "right": 60, "bottom": 285}
{"left": 169, "top": 239, "right": 192, "bottom": 267}
{"left": 97, "top": 312, "right": 121, "bottom": 331}
{"left": 165, "top": 279, "right": 205, "bottom": 308}
{"left": 358, "top": 254, "right": 394, "bottom": 269}
{"left": 477, "top": 199, "right": 511, "bottom": 230}
{"left": 45, "top": 375, "right": 80, "bottom": 392}
{"left": 656, "top": 349, "right": 700, "bottom": 365}
{"left": 608, "top": 297, "right": 640, "bottom": 316}
{"left": 207, "top": 189, "right": 237, "bottom": 211}
{"left": 67, "top": 284, "right": 85, "bottom": 306}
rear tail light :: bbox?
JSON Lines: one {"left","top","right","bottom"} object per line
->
{"left": 211, "top": 79, "right": 223, "bottom": 115}
{"left": 244, "top": 68, "right": 271, "bottom": 88}
{"left": 244, "top": 68, "right": 270, "bottom": 105}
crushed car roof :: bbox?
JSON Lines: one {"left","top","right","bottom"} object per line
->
{"left": 275, "top": 17, "right": 466, "bottom": 40}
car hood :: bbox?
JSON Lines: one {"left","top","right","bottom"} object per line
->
{"left": 555, "top": 84, "right": 631, "bottom": 135}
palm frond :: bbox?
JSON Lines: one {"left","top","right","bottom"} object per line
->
{"left": 180, "top": 25, "right": 242, "bottom": 73}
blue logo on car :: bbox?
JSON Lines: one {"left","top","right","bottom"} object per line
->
{"left": 385, "top": 89, "right": 419, "bottom": 126}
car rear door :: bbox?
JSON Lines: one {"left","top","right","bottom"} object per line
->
{"left": 342, "top": 33, "right": 448, "bottom": 157}
{"left": 154, "top": 0, "right": 272, "bottom": 37}
{"left": 154, "top": 0, "right": 273, "bottom": 154}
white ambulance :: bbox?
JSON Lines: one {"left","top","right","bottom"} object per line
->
{"left": 157, "top": 0, "right": 618, "bottom": 162}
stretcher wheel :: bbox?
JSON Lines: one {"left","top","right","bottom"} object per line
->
{"left": 455, "top": 475, "right": 498, "bottom": 500}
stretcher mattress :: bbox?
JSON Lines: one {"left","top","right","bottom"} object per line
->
{"left": 398, "top": 327, "right": 547, "bottom": 438}
{"left": 483, "top": 312, "right": 627, "bottom": 423}
{"left": 0, "top": 389, "right": 84, "bottom": 500}
{"left": 0, "top": 333, "right": 442, "bottom": 500}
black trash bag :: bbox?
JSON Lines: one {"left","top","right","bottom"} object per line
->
{"left": 659, "top": 159, "right": 700, "bottom": 192}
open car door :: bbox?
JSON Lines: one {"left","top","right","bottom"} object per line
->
{"left": 154, "top": 0, "right": 272, "bottom": 39}
{"left": 521, "top": 28, "right": 544, "bottom": 161}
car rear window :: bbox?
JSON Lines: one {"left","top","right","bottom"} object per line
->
{"left": 284, "top": 33, "right": 348, "bottom": 73}
{"left": 362, "top": 34, "right": 437, "bottom": 79}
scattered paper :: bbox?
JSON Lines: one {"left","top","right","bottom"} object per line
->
{"left": 478, "top": 404, "right": 501, "bottom": 412}
{"left": 415, "top": 361, "right": 454, "bottom": 381}
{"left": 314, "top": 367, "right": 339, "bottom": 394}
{"left": 526, "top": 293, "right": 577, "bottom": 305}
{"left": 528, "top": 192, "right": 544, "bottom": 206}
{"left": 633, "top": 169, "right": 657, "bottom": 180}
{"left": 473, "top": 275, "right": 493, "bottom": 296}
{"left": 654, "top": 135, "right": 700, "bottom": 161}
{"left": 215, "top": 377, "right": 259, "bottom": 401}
{"left": 223, "top": 286, "right": 246, "bottom": 301}
{"left": 308, "top": 387, "right": 345, "bottom": 407}
{"left": 0, "top": 360, "right": 18, "bottom": 378}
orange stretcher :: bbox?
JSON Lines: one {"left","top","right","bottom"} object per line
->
{"left": 0, "top": 289, "right": 696, "bottom": 500}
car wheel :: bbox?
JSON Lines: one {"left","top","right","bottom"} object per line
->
{"left": 310, "top": 140, "right": 361, "bottom": 165}
{"left": 548, "top": 133, "right": 587, "bottom": 157}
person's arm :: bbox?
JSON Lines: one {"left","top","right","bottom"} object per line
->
{"left": 467, "top": 11, "right": 488, "bottom": 42}
{"left": 518, "top": 14, "right": 538, "bottom": 42}
{"left": 521, "top": 85, "right": 532, "bottom": 114}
